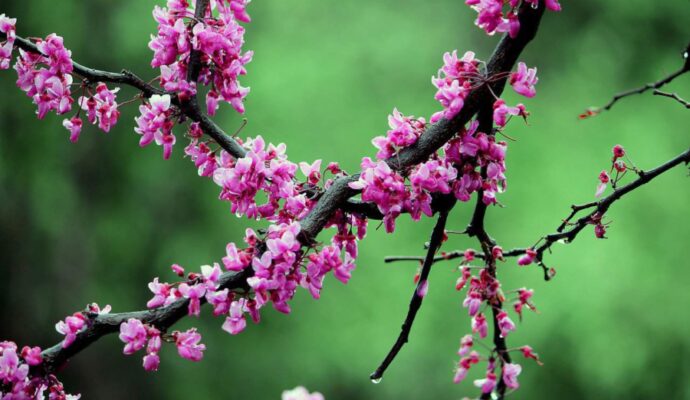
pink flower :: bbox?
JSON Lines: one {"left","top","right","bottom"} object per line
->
{"left": 119, "top": 318, "right": 148, "bottom": 355}
{"left": 134, "top": 94, "right": 175, "bottom": 159}
{"left": 79, "top": 83, "right": 120, "bottom": 132}
{"left": 228, "top": 0, "right": 252, "bottom": 23}
{"left": 457, "top": 335, "right": 473, "bottom": 357}
{"left": 372, "top": 109, "right": 426, "bottom": 160}
{"left": 492, "top": 245, "right": 504, "bottom": 261}
{"left": 472, "top": 313, "right": 488, "bottom": 338}
{"left": 62, "top": 116, "right": 83, "bottom": 142}
{"left": 0, "top": 14, "right": 17, "bottom": 70}
{"left": 595, "top": 170, "right": 610, "bottom": 197}
{"left": 520, "top": 345, "right": 543, "bottom": 365}
{"left": 223, "top": 242, "right": 251, "bottom": 271}
{"left": 416, "top": 280, "right": 429, "bottom": 298}
{"left": 503, "top": 363, "right": 522, "bottom": 389}
{"left": 493, "top": 99, "right": 527, "bottom": 127}
{"left": 147, "top": 278, "right": 171, "bottom": 308}
{"left": 349, "top": 158, "right": 408, "bottom": 233}
{"left": 299, "top": 160, "right": 322, "bottom": 185}
{"left": 517, "top": 248, "right": 537, "bottom": 266}
{"left": 594, "top": 223, "right": 607, "bottom": 239}
{"left": 612, "top": 144, "right": 625, "bottom": 160}
{"left": 15, "top": 34, "right": 74, "bottom": 119}
{"left": 474, "top": 371, "right": 497, "bottom": 394}
{"left": 178, "top": 283, "right": 207, "bottom": 316}
{"left": 281, "top": 386, "right": 324, "bottom": 400}
{"left": 175, "top": 328, "right": 205, "bottom": 362}
{"left": 171, "top": 263, "right": 185, "bottom": 277}
{"left": 55, "top": 313, "right": 87, "bottom": 348}
{"left": 510, "top": 62, "right": 538, "bottom": 98}
{"left": 497, "top": 311, "right": 516, "bottom": 337}
{"left": 20, "top": 346, "right": 42, "bottom": 366}
{"left": 463, "top": 292, "right": 483, "bottom": 316}
{"left": 222, "top": 299, "right": 247, "bottom": 335}
{"left": 143, "top": 353, "right": 160, "bottom": 372}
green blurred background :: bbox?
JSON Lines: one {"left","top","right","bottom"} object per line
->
{"left": 1, "top": 1, "right": 689, "bottom": 398}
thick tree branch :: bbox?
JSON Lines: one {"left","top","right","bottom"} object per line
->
{"left": 369, "top": 200, "right": 454, "bottom": 382}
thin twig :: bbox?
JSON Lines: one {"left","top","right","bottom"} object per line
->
{"left": 584, "top": 41, "right": 690, "bottom": 116}
{"left": 369, "top": 202, "right": 454, "bottom": 382}
{"left": 506, "top": 148, "right": 690, "bottom": 277}
{"left": 653, "top": 90, "right": 690, "bottom": 109}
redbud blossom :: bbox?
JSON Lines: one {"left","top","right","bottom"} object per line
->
{"left": 503, "top": 363, "right": 522, "bottom": 389}
{"left": 510, "top": 62, "right": 538, "bottom": 98}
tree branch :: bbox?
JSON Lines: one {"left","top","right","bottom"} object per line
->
{"left": 504, "top": 147, "right": 690, "bottom": 275}
{"left": 653, "top": 90, "right": 690, "bottom": 109}
{"left": 369, "top": 200, "right": 454, "bottom": 382}
{"left": 587, "top": 41, "right": 690, "bottom": 115}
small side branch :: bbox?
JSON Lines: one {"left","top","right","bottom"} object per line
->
{"left": 508, "top": 147, "right": 690, "bottom": 274}
{"left": 654, "top": 90, "right": 690, "bottom": 109}
{"left": 369, "top": 204, "right": 454, "bottom": 382}
{"left": 585, "top": 41, "right": 690, "bottom": 115}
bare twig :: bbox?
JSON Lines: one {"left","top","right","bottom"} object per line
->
{"left": 653, "top": 90, "right": 690, "bottom": 109}
{"left": 369, "top": 201, "right": 454, "bottom": 382}
{"left": 585, "top": 41, "right": 690, "bottom": 115}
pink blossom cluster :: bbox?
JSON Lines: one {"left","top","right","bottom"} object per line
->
{"left": 134, "top": 94, "right": 176, "bottom": 159}
{"left": 149, "top": 0, "right": 253, "bottom": 114}
{"left": 212, "top": 136, "right": 308, "bottom": 221}
{"left": 450, "top": 252, "right": 543, "bottom": 396}
{"left": 281, "top": 386, "right": 325, "bottom": 400}
{"left": 0, "top": 341, "right": 80, "bottom": 399}
{"left": 465, "top": 0, "right": 561, "bottom": 38}
{"left": 0, "top": 14, "right": 16, "bottom": 70}
{"left": 372, "top": 109, "right": 427, "bottom": 160}
{"left": 431, "top": 50, "right": 480, "bottom": 124}
{"left": 14, "top": 34, "right": 73, "bottom": 120}
{"left": 118, "top": 317, "right": 206, "bottom": 370}
{"left": 350, "top": 51, "right": 539, "bottom": 230}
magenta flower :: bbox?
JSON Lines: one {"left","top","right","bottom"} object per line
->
{"left": 146, "top": 277, "right": 171, "bottom": 309}
{"left": 0, "top": 14, "right": 17, "bottom": 70}
{"left": 517, "top": 248, "right": 537, "bottom": 266}
{"left": 510, "top": 62, "right": 538, "bottom": 98}
{"left": 55, "top": 313, "right": 87, "bottom": 348}
{"left": 595, "top": 170, "right": 610, "bottom": 197}
{"left": 222, "top": 299, "right": 247, "bottom": 335}
{"left": 503, "top": 363, "right": 522, "bottom": 389}
{"left": 463, "top": 292, "right": 483, "bottom": 316}
{"left": 474, "top": 371, "right": 497, "bottom": 394}
{"left": 493, "top": 99, "right": 527, "bottom": 127}
{"left": 457, "top": 335, "right": 474, "bottom": 357}
{"left": 299, "top": 159, "right": 322, "bottom": 185}
{"left": 134, "top": 94, "right": 175, "bottom": 159}
{"left": 178, "top": 282, "right": 207, "bottom": 316}
{"left": 175, "top": 328, "right": 205, "bottom": 362}
{"left": 472, "top": 313, "right": 488, "bottom": 338}
{"left": 79, "top": 83, "right": 120, "bottom": 132}
{"left": 62, "top": 116, "right": 83, "bottom": 142}
{"left": 142, "top": 353, "right": 160, "bottom": 372}
{"left": 20, "top": 346, "right": 42, "bottom": 366}
{"left": 497, "top": 311, "right": 516, "bottom": 337}
{"left": 119, "top": 318, "right": 148, "bottom": 355}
